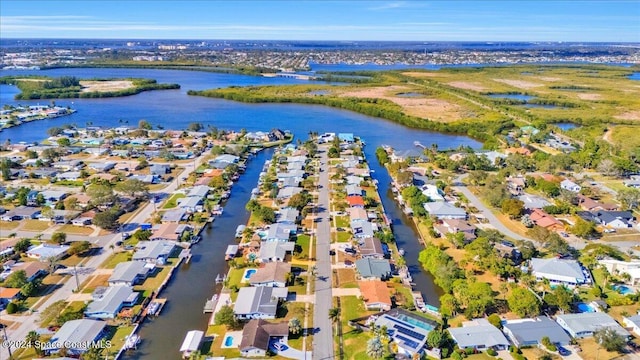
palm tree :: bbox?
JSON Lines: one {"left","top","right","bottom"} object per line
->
{"left": 328, "top": 307, "right": 340, "bottom": 326}
{"left": 288, "top": 317, "right": 302, "bottom": 335}
{"left": 26, "top": 330, "right": 43, "bottom": 356}
{"left": 366, "top": 336, "right": 384, "bottom": 359}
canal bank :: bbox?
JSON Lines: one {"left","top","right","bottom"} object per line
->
{"left": 122, "top": 147, "right": 274, "bottom": 360}
{"left": 363, "top": 147, "right": 444, "bottom": 307}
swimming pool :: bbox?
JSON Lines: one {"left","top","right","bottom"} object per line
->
{"left": 613, "top": 284, "right": 634, "bottom": 295}
{"left": 577, "top": 303, "right": 595, "bottom": 313}
{"left": 397, "top": 314, "right": 435, "bottom": 331}
{"left": 224, "top": 336, "right": 234, "bottom": 347}
{"left": 243, "top": 269, "right": 257, "bottom": 280}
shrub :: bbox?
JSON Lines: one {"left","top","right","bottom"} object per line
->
{"left": 6, "top": 302, "right": 18, "bottom": 314}
{"left": 487, "top": 348, "right": 497, "bottom": 356}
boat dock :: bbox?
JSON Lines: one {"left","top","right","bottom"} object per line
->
{"left": 146, "top": 298, "right": 167, "bottom": 316}
{"left": 203, "top": 294, "right": 218, "bottom": 313}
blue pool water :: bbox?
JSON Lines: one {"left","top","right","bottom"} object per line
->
{"left": 224, "top": 336, "right": 233, "bottom": 347}
{"left": 397, "top": 314, "right": 435, "bottom": 331}
{"left": 613, "top": 284, "right": 634, "bottom": 295}
{"left": 577, "top": 303, "right": 595, "bottom": 313}
{"left": 488, "top": 94, "right": 534, "bottom": 101}
{"left": 243, "top": 269, "right": 257, "bottom": 280}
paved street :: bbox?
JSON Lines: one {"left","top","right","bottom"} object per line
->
{"left": 453, "top": 174, "right": 537, "bottom": 243}
{"left": 312, "top": 146, "right": 334, "bottom": 360}
{"left": 0, "top": 156, "right": 205, "bottom": 360}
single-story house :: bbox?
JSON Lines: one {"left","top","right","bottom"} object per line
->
{"left": 240, "top": 319, "right": 289, "bottom": 358}
{"left": 623, "top": 315, "right": 640, "bottom": 337}
{"left": 448, "top": 318, "right": 510, "bottom": 351}
{"left": 258, "top": 241, "right": 295, "bottom": 263}
{"left": 577, "top": 194, "right": 618, "bottom": 212}
{"left": 346, "top": 184, "right": 363, "bottom": 196}
{"left": 561, "top": 179, "right": 581, "bottom": 193}
{"left": 529, "top": 209, "right": 564, "bottom": 231}
{"left": 373, "top": 309, "right": 435, "bottom": 357}
{"left": 518, "top": 194, "right": 552, "bottom": 210}
{"left": 88, "top": 162, "right": 116, "bottom": 172}
{"left": 233, "top": 286, "right": 288, "bottom": 320}
{"left": 503, "top": 317, "right": 571, "bottom": 347}
{"left": 178, "top": 196, "right": 204, "bottom": 212}
{"left": 358, "top": 280, "right": 392, "bottom": 311}
{"left": 132, "top": 241, "right": 176, "bottom": 264}
{"left": 593, "top": 211, "right": 635, "bottom": 229}
{"left": 0, "top": 287, "right": 21, "bottom": 307}
{"left": 72, "top": 216, "right": 93, "bottom": 226}
{"left": 161, "top": 208, "right": 189, "bottom": 223}
{"left": 249, "top": 262, "right": 292, "bottom": 287}
{"left": 355, "top": 258, "right": 392, "bottom": 280}
{"left": 108, "top": 261, "right": 153, "bottom": 286}
{"left": 351, "top": 220, "right": 375, "bottom": 238}
{"left": 45, "top": 319, "right": 106, "bottom": 356}
{"left": 209, "top": 154, "right": 240, "bottom": 169}
{"left": 276, "top": 170, "right": 306, "bottom": 182}
{"left": 598, "top": 259, "right": 640, "bottom": 285}
{"left": 39, "top": 190, "right": 68, "bottom": 204}
{"left": 434, "top": 219, "right": 477, "bottom": 243}
{"left": 530, "top": 258, "right": 590, "bottom": 286}
{"left": 556, "top": 313, "right": 631, "bottom": 339}
{"left": 349, "top": 207, "right": 369, "bottom": 222}
{"left": 9, "top": 261, "right": 48, "bottom": 282}
{"left": 56, "top": 171, "right": 82, "bottom": 181}
{"left": 276, "top": 207, "right": 299, "bottom": 224}
{"left": 264, "top": 223, "right": 297, "bottom": 242}
{"left": 423, "top": 202, "right": 467, "bottom": 220}
{"left": 149, "top": 164, "right": 171, "bottom": 176}
{"left": 84, "top": 285, "right": 139, "bottom": 319}
{"left": 358, "top": 237, "right": 386, "bottom": 259}
{"left": 347, "top": 195, "right": 365, "bottom": 208}
{"left": 1, "top": 206, "right": 41, "bottom": 221}
{"left": 276, "top": 186, "right": 303, "bottom": 200}
{"left": 186, "top": 185, "right": 210, "bottom": 198}
{"left": 150, "top": 223, "right": 189, "bottom": 241}
{"left": 421, "top": 184, "right": 445, "bottom": 201}
{"left": 26, "top": 244, "right": 69, "bottom": 261}
{"left": 345, "top": 175, "right": 364, "bottom": 186}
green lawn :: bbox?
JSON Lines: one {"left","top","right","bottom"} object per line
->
{"left": 101, "top": 251, "right": 132, "bottom": 269}
{"left": 134, "top": 265, "right": 174, "bottom": 297}
{"left": 163, "top": 193, "right": 186, "bottom": 209}
{"left": 337, "top": 232, "right": 351, "bottom": 243}
{"left": 335, "top": 216, "right": 350, "bottom": 228}
{"left": 296, "top": 234, "right": 311, "bottom": 259}
{"left": 106, "top": 325, "right": 136, "bottom": 356}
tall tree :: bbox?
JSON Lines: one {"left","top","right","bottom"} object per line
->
{"left": 366, "top": 336, "right": 384, "bottom": 359}
{"left": 507, "top": 287, "right": 540, "bottom": 317}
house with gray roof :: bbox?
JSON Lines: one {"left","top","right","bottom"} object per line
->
{"left": 1, "top": 206, "right": 41, "bottom": 221}
{"left": 259, "top": 241, "right": 295, "bottom": 263}
{"left": 351, "top": 220, "right": 375, "bottom": 238}
{"left": 240, "top": 319, "right": 289, "bottom": 358}
{"left": 423, "top": 202, "right": 467, "bottom": 220}
{"left": 178, "top": 196, "right": 204, "bottom": 212}
{"left": 346, "top": 184, "right": 363, "bottom": 196}
{"left": 518, "top": 193, "right": 552, "bottom": 210}
{"left": 264, "top": 223, "right": 297, "bottom": 241}
{"left": 149, "top": 163, "right": 171, "bottom": 176}
{"left": 39, "top": 190, "right": 68, "bottom": 204}
{"left": 530, "top": 258, "right": 591, "bottom": 286}
{"left": 209, "top": 154, "right": 240, "bottom": 169}
{"left": 162, "top": 208, "right": 188, "bottom": 223}
{"left": 358, "top": 237, "right": 386, "bottom": 259}
{"left": 276, "top": 207, "right": 299, "bottom": 224}
{"left": 279, "top": 177, "right": 300, "bottom": 188}
{"left": 345, "top": 175, "right": 364, "bottom": 186}
{"left": 355, "top": 258, "right": 392, "bottom": 280}
{"left": 108, "top": 261, "right": 153, "bottom": 286}
{"left": 186, "top": 185, "right": 211, "bottom": 198}
{"left": 276, "top": 186, "right": 303, "bottom": 200}
{"left": 556, "top": 313, "right": 631, "bottom": 339}
{"left": 560, "top": 179, "right": 581, "bottom": 193}
{"left": 132, "top": 241, "right": 176, "bottom": 264}
{"left": 57, "top": 171, "right": 81, "bottom": 181}
{"left": 26, "top": 244, "right": 69, "bottom": 261}
{"left": 623, "top": 315, "right": 640, "bottom": 337}
{"left": 88, "top": 162, "right": 116, "bottom": 172}
{"left": 85, "top": 285, "right": 139, "bottom": 319}
{"left": 448, "top": 318, "right": 510, "bottom": 351}
{"left": 45, "top": 319, "right": 106, "bottom": 355}
{"left": 233, "top": 286, "right": 288, "bottom": 320}
{"left": 503, "top": 317, "right": 571, "bottom": 347}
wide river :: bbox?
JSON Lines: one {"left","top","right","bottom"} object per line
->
{"left": 1, "top": 68, "right": 479, "bottom": 359}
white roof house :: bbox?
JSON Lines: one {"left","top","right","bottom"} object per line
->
{"left": 259, "top": 241, "right": 295, "bottom": 262}
{"left": 423, "top": 202, "right": 467, "bottom": 220}
{"left": 623, "top": 315, "right": 640, "bottom": 337}
{"left": 108, "top": 261, "right": 152, "bottom": 286}
{"left": 46, "top": 319, "right": 106, "bottom": 355}
{"left": 420, "top": 184, "right": 445, "bottom": 201}
{"left": 233, "top": 286, "right": 288, "bottom": 319}
{"left": 556, "top": 313, "right": 631, "bottom": 338}
{"left": 132, "top": 241, "right": 176, "bottom": 264}
{"left": 26, "top": 244, "right": 69, "bottom": 261}
{"left": 448, "top": 319, "right": 510, "bottom": 350}
{"left": 560, "top": 179, "right": 581, "bottom": 193}
{"left": 85, "top": 285, "right": 139, "bottom": 319}
{"left": 530, "top": 258, "right": 591, "bottom": 286}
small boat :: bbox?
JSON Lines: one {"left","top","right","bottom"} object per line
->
{"left": 235, "top": 225, "right": 247, "bottom": 238}
{"left": 124, "top": 334, "right": 141, "bottom": 350}
{"left": 190, "top": 235, "right": 201, "bottom": 244}
{"left": 398, "top": 248, "right": 405, "bottom": 256}
{"left": 147, "top": 301, "right": 160, "bottom": 316}
{"left": 215, "top": 274, "right": 225, "bottom": 283}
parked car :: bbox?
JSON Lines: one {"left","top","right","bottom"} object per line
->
{"left": 345, "top": 247, "right": 356, "bottom": 255}
{"left": 557, "top": 346, "right": 571, "bottom": 356}
{"left": 329, "top": 250, "right": 336, "bottom": 256}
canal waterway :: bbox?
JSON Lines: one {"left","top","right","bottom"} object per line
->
{"left": 123, "top": 147, "right": 274, "bottom": 360}
{"left": 1, "top": 67, "right": 473, "bottom": 358}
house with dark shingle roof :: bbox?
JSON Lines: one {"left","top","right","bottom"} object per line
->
{"left": 240, "top": 319, "right": 289, "bottom": 357}
{"left": 355, "top": 258, "right": 392, "bottom": 280}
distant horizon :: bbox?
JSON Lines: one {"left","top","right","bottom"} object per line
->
{"left": 2, "top": 38, "right": 640, "bottom": 44}
{"left": 1, "top": 1, "right": 638, "bottom": 42}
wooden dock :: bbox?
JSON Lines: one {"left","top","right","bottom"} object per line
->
{"left": 203, "top": 294, "right": 218, "bottom": 313}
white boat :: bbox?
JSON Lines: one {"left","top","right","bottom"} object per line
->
{"left": 235, "top": 225, "right": 246, "bottom": 238}
{"left": 147, "top": 301, "right": 160, "bottom": 316}
{"left": 124, "top": 334, "right": 141, "bottom": 350}
{"left": 398, "top": 248, "right": 405, "bottom": 256}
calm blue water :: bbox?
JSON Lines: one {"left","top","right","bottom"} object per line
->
{"left": 488, "top": 94, "right": 534, "bottom": 101}
{"left": 629, "top": 73, "right": 640, "bottom": 80}
{"left": 522, "top": 103, "right": 560, "bottom": 109}
{"left": 554, "top": 122, "right": 578, "bottom": 131}
{"left": 243, "top": 268, "right": 257, "bottom": 280}
{"left": 613, "top": 284, "right": 634, "bottom": 295}
{"left": 577, "top": 303, "right": 595, "bottom": 313}
{"left": 224, "top": 336, "right": 233, "bottom": 347}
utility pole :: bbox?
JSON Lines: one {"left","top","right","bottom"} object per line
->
{"left": 1, "top": 324, "right": 12, "bottom": 359}
{"left": 73, "top": 264, "right": 80, "bottom": 291}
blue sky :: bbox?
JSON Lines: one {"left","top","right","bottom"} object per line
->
{"left": 1, "top": 1, "right": 638, "bottom": 42}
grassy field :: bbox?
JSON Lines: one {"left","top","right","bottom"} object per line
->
{"left": 101, "top": 251, "right": 132, "bottom": 268}
{"left": 57, "top": 224, "right": 94, "bottom": 235}
{"left": 296, "top": 234, "right": 312, "bottom": 259}
{"left": 609, "top": 125, "right": 640, "bottom": 152}
{"left": 0, "top": 221, "right": 20, "bottom": 231}
{"left": 21, "top": 219, "right": 51, "bottom": 231}
{"left": 163, "top": 193, "right": 186, "bottom": 209}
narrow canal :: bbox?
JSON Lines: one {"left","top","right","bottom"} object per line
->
{"left": 124, "top": 148, "right": 274, "bottom": 360}
{"left": 364, "top": 148, "right": 444, "bottom": 307}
